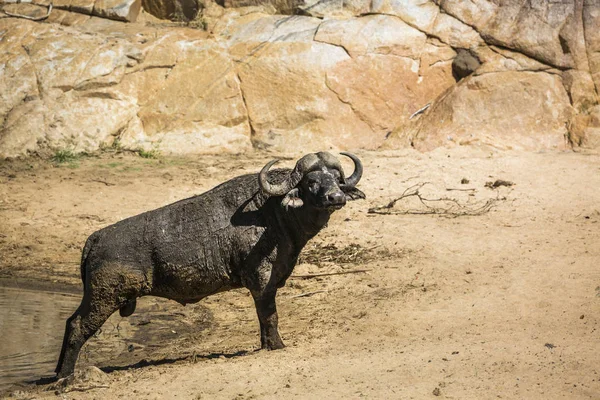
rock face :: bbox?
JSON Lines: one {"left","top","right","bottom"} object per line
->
{"left": 383, "top": 0, "right": 600, "bottom": 150}
{"left": 0, "top": 0, "right": 599, "bottom": 158}
{"left": 142, "top": 0, "right": 199, "bottom": 21}
{"left": 2, "top": 0, "right": 144, "bottom": 22}
{"left": 0, "top": 21, "right": 252, "bottom": 157}
{"left": 391, "top": 71, "right": 572, "bottom": 151}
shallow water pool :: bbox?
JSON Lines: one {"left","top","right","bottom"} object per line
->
{"left": 0, "top": 286, "right": 80, "bottom": 389}
{"left": 0, "top": 284, "right": 212, "bottom": 391}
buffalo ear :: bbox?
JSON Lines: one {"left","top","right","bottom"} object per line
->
{"left": 281, "top": 188, "right": 304, "bottom": 209}
{"left": 343, "top": 187, "right": 366, "bottom": 201}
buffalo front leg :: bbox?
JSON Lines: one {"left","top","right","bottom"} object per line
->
{"left": 252, "top": 290, "right": 285, "bottom": 350}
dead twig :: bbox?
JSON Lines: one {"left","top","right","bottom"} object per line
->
{"left": 485, "top": 179, "right": 514, "bottom": 189}
{"left": 90, "top": 179, "right": 116, "bottom": 186}
{"left": 445, "top": 188, "right": 476, "bottom": 192}
{"left": 410, "top": 103, "right": 430, "bottom": 119}
{"left": 73, "top": 214, "right": 104, "bottom": 222}
{"left": 289, "top": 290, "right": 328, "bottom": 299}
{"left": 50, "top": 261, "right": 80, "bottom": 265}
{"left": 64, "top": 385, "right": 110, "bottom": 393}
{"left": 368, "top": 182, "right": 504, "bottom": 218}
{"left": 299, "top": 243, "right": 391, "bottom": 266}
{"left": 291, "top": 269, "right": 371, "bottom": 279}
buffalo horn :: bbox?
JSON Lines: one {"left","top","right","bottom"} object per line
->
{"left": 259, "top": 154, "right": 320, "bottom": 196}
{"left": 316, "top": 152, "right": 345, "bottom": 182}
{"left": 340, "top": 152, "right": 363, "bottom": 188}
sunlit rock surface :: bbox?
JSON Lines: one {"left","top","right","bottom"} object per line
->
{"left": 1, "top": 0, "right": 599, "bottom": 157}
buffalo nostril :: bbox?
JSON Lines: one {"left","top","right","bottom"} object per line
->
{"left": 327, "top": 192, "right": 346, "bottom": 205}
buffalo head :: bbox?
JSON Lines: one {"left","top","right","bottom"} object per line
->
{"left": 258, "top": 152, "right": 365, "bottom": 210}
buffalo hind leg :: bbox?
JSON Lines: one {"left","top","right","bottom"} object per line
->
{"left": 56, "top": 262, "right": 148, "bottom": 378}
{"left": 55, "top": 294, "right": 120, "bottom": 378}
{"left": 55, "top": 303, "right": 84, "bottom": 377}
{"left": 252, "top": 290, "right": 285, "bottom": 350}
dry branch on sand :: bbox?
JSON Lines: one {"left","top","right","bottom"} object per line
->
{"left": 368, "top": 183, "right": 508, "bottom": 217}
{"left": 298, "top": 242, "right": 395, "bottom": 266}
{"left": 289, "top": 290, "right": 329, "bottom": 298}
{"left": 291, "top": 269, "right": 372, "bottom": 279}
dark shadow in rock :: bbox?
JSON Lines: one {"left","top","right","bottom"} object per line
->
{"left": 452, "top": 49, "right": 481, "bottom": 82}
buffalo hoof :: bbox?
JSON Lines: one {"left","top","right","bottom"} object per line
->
{"left": 55, "top": 371, "right": 73, "bottom": 379}
{"left": 262, "top": 337, "right": 285, "bottom": 350}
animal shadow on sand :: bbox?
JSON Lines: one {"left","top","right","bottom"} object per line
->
{"left": 32, "top": 349, "right": 250, "bottom": 386}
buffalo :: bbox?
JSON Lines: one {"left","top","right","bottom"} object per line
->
{"left": 55, "top": 151, "right": 365, "bottom": 377}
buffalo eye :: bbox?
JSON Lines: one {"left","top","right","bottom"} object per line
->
{"left": 306, "top": 178, "right": 320, "bottom": 193}
{"left": 332, "top": 170, "right": 342, "bottom": 183}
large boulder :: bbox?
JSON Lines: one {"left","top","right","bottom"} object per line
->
{"left": 314, "top": 14, "right": 428, "bottom": 59}
{"left": 0, "top": 21, "right": 144, "bottom": 156}
{"left": 2, "top": 0, "right": 143, "bottom": 22}
{"left": 583, "top": 0, "right": 600, "bottom": 93}
{"left": 387, "top": 71, "right": 572, "bottom": 151}
{"left": 236, "top": 40, "right": 378, "bottom": 151}
{"left": 226, "top": 15, "right": 376, "bottom": 151}
{"left": 437, "top": 0, "right": 579, "bottom": 69}
{"left": 317, "top": 16, "right": 456, "bottom": 135}
{"left": 0, "top": 20, "right": 252, "bottom": 157}
{"left": 120, "top": 35, "right": 252, "bottom": 154}
{"left": 93, "top": 0, "right": 143, "bottom": 21}
{"left": 228, "top": 13, "right": 455, "bottom": 151}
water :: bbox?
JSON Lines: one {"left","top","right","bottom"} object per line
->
{"left": 0, "top": 285, "right": 212, "bottom": 391}
{"left": 0, "top": 286, "right": 80, "bottom": 389}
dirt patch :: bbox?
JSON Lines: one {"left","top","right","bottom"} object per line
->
{"left": 298, "top": 242, "right": 398, "bottom": 266}
{"left": 1, "top": 149, "right": 599, "bottom": 399}
{"left": 78, "top": 300, "right": 214, "bottom": 374}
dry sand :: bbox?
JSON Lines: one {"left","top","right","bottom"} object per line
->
{"left": 1, "top": 148, "right": 599, "bottom": 399}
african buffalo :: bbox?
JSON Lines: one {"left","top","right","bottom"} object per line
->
{"left": 55, "top": 152, "right": 364, "bottom": 377}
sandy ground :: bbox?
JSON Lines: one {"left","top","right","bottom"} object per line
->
{"left": 1, "top": 148, "right": 599, "bottom": 399}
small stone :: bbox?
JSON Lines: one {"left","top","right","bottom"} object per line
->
{"left": 77, "top": 366, "right": 107, "bottom": 383}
